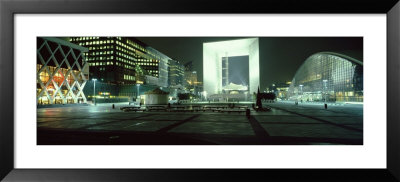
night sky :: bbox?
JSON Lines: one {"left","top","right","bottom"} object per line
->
{"left": 136, "top": 37, "right": 363, "bottom": 90}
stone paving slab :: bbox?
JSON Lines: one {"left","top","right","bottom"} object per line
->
{"left": 138, "top": 114, "right": 194, "bottom": 121}
{"left": 37, "top": 117, "right": 66, "bottom": 123}
{"left": 342, "top": 124, "right": 364, "bottom": 130}
{"left": 261, "top": 123, "right": 362, "bottom": 139}
{"left": 313, "top": 116, "right": 363, "bottom": 125}
{"left": 267, "top": 103, "right": 363, "bottom": 116}
{"left": 254, "top": 115, "right": 322, "bottom": 124}
{"left": 86, "top": 120, "right": 177, "bottom": 132}
{"left": 277, "top": 110, "right": 351, "bottom": 117}
{"left": 38, "top": 119, "right": 116, "bottom": 129}
{"left": 169, "top": 122, "right": 255, "bottom": 136}
{"left": 190, "top": 115, "right": 250, "bottom": 123}
{"left": 252, "top": 109, "right": 294, "bottom": 116}
{"left": 37, "top": 102, "right": 364, "bottom": 145}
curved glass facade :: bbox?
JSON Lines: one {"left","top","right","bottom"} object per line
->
{"left": 288, "top": 52, "right": 363, "bottom": 102}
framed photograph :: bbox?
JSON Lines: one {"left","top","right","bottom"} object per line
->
{"left": 1, "top": 0, "right": 399, "bottom": 181}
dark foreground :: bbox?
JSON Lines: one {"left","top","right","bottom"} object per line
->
{"left": 37, "top": 102, "right": 363, "bottom": 145}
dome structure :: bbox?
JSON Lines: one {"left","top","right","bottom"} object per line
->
{"left": 288, "top": 52, "right": 363, "bottom": 103}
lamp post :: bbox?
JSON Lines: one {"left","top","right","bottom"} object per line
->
{"left": 93, "top": 78, "right": 97, "bottom": 106}
{"left": 136, "top": 83, "right": 140, "bottom": 99}
{"left": 323, "top": 79, "right": 328, "bottom": 109}
{"left": 299, "top": 84, "right": 303, "bottom": 102}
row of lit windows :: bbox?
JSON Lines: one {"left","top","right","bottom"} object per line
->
{"left": 115, "top": 49, "right": 159, "bottom": 65}
{"left": 116, "top": 46, "right": 138, "bottom": 57}
{"left": 78, "top": 41, "right": 110, "bottom": 46}
{"left": 89, "top": 46, "right": 113, "bottom": 50}
{"left": 87, "top": 44, "right": 162, "bottom": 68}
{"left": 137, "top": 62, "right": 158, "bottom": 66}
{"left": 89, "top": 62, "right": 114, "bottom": 66}
{"left": 71, "top": 37, "right": 181, "bottom": 79}
{"left": 70, "top": 37, "right": 100, "bottom": 41}
{"left": 87, "top": 51, "right": 113, "bottom": 56}
{"left": 137, "top": 58, "right": 159, "bottom": 63}
{"left": 116, "top": 57, "right": 135, "bottom": 66}
{"left": 76, "top": 39, "right": 114, "bottom": 45}
{"left": 123, "top": 64, "right": 134, "bottom": 70}
{"left": 87, "top": 56, "right": 114, "bottom": 61}
{"left": 72, "top": 37, "right": 178, "bottom": 67}
{"left": 125, "top": 38, "right": 145, "bottom": 51}
{"left": 116, "top": 41, "right": 138, "bottom": 52}
{"left": 116, "top": 52, "right": 136, "bottom": 61}
{"left": 120, "top": 38, "right": 146, "bottom": 52}
{"left": 124, "top": 74, "right": 135, "bottom": 81}
{"left": 116, "top": 39, "right": 158, "bottom": 59}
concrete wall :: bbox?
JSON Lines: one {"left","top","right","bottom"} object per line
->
{"left": 144, "top": 94, "right": 168, "bottom": 105}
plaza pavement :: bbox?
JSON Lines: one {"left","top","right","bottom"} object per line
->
{"left": 37, "top": 102, "right": 363, "bottom": 145}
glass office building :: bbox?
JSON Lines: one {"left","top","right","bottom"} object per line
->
{"left": 70, "top": 37, "right": 162, "bottom": 85}
{"left": 288, "top": 52, "right": 363, "bottom": 102}
{"left": 146, "top": 47, "right": 169, "bottom": 87}
{"left": 168, "top": 59, "right": 185, "bottom": 86}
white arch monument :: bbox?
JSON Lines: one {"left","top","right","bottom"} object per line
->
{"left": 203, "top": 38, "right": 260, "bottom": 97}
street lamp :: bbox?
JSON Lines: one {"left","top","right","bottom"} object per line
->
{"left": 92, "top": 78, "right": 97, "bottom": 105}
{"left": 323, "top": 79, "right": 328, "bottom": 109}
{"left": 136, "top": 84, "right": 140, "bottom": 99}
{"left": 299, "top": 84, "right": 303, "bottom": 102}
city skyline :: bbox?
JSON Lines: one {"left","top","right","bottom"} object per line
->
{"left": 136, "top": 37, "right": 363, "bottom": 89}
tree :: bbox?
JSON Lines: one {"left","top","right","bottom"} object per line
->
{"left": 258, "top": 93, "right": 276, "bottom": 101}
{"left": 256, "top": 86, "right": 262, "bottom": 108}
{"left": 177, "top": 93, "right": 190, "bottom": 100}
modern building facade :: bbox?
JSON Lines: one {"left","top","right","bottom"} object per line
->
{"left": 146, "top": 47, "right": 169, "bottom": 87}
{"left": 184, "top": 71, "right": 198, "bottom": 86}
{"left": 184, "top": 61, "right": 193, "bottom": 72}
{"left": 268, "top": 82, "right": 291, "bottom": 100}
{"left": 37, "top": 37, "right": 89, "bottom": 104}
{"left": 70, "top": 37, "right": 163, "bottom": 86}
{"left": 288, "top": 52, "right": 363, "bottom": 103}
{"left": 168, "top": 59, "right": 185, "bottom": 86}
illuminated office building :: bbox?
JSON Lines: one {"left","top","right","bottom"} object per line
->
{"left": 168, "top": 59, "right": 185, "bottom": 86}
{"left": 70, "top": 37, "right": 162, "bottom": 85}
{"left": 288, "top": 52, "right": 363, "bottom": 102}
{"left": 184, "top": 71, "right": 198, "bottom": 86}
{"left": 37, "top": 37, "right": 89, "bottom": 104}
{"left": 268, "top": 82, "right": 291, "bottom": 100}
{"left": 146, "top": 47, "right": 169, "bottom": 87}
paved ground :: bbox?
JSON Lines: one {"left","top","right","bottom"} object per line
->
{"left": 37, "top": 102, "right": 363, "bottom": 145}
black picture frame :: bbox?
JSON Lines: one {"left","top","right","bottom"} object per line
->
{"left": 1, "top": 0, "right": 399, "bottom": 181}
